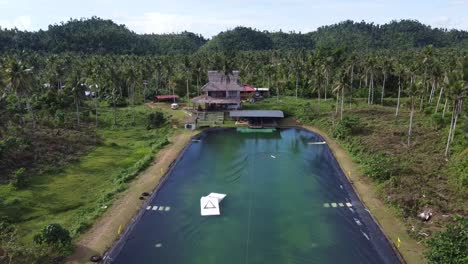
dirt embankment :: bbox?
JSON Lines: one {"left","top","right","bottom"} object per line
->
{"left": 67, "top": 130, "right": 196, "bottom": 264}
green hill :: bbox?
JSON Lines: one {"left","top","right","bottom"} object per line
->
{"left": 1, "top": 18, "right": 467, "bottom": 55}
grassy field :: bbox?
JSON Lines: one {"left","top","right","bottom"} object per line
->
{"left": 0, "top": 105, "right": 172, "bottom": 244}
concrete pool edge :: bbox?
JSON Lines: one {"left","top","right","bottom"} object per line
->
{"left": 300, "top": 125, "right": 425, "bottom": 264}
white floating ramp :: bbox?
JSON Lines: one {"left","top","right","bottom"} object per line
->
{"left": 200, "top": 193, "right": 226, "bottom": 216}
{"left": 207, "top": 193, "right": 226, "bottom": 202}
{"left": 308, "top": 141, "right": 327, "bottom": 145}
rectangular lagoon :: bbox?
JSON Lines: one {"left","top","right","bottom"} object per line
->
{"left": 107, "top": 128, "right": 400, "bottom": 264}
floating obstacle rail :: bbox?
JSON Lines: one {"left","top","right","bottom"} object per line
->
{"left": 236, "top": 127, "right": 276, "bottom": 133}
{"left": 308, "top": 141, "right": 327, "bottom": 145}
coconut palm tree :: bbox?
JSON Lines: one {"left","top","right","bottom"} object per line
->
{"left": 407, "top": 79, "right": 423, "bottom": 147}
{"left": 394, "top": 61, "right": 406, "bottom": 118}
{"left": 444, "top": 64, "right": 467, "bottom": 157}
{"left": 124, "top": 63, "right": 138, "bottom": 125}
{"left": 333, "top": 69, "right": 349, "bottom": 121}
{"left": 183, "top": 56, "right": 192, "bottom": 107}
{"left": 4, "top": 59, "right": 35, "bottom": 127}
{"left": 346, "top": 53, "right": 357, "bottom": 109}
{"left": 66, "top": 69, "right": 86, "bottom": 129}
{"left": 379, "top": 56, "right": 392, "bottom": 105}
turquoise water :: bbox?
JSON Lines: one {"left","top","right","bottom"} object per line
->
{"left": 110, "top": 128, "right": 399, "bottom": 264}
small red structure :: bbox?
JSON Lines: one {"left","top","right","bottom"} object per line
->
{"left": 155, "top": 95, "right": 179, "bottom": 102}
{"left": 243, "top": 84, "right": 255, "bottom": 92}
{"left": 241, "top": 84, "right": 255, "bottom": 100}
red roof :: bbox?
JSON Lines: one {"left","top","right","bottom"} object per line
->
{"left": 155, "top": 95, "right": 179, "bottom": 100}
{"left": 243, "top": 84, "right": 255, "bottom": 92}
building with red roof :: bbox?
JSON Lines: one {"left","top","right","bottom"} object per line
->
{"left": 154, "top": 95, "right": 179, "bottom": 102}
{"left": 241, "top": 84, "right": 256, "bottom": 100}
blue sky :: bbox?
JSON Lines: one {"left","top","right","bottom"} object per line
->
{"left": 0, "top": 0, "right": 467, "bottom": 37}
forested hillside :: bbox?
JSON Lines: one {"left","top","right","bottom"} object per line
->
{"left": 0, "top": 17, "right": 207, "bottom": 55}
{"left": 1, "top": 18, "right": 467, "bottom": 54}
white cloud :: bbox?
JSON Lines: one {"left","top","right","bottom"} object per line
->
{"left": 430, "top": 16, "right": 468, "bottom": 30}
{"left": 0, "top": 16, "right": 33, "bottom": 30}
{"left": 114, "top": 12, "right": 244, "bottom": 37}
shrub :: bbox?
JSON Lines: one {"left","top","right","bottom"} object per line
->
{"left": 296, "top": 102, "right": 316, "bottom": 123}
{"left": 107, "top": 96, "right": 128, "bottom": 107}
{"left": 147, "top": 111, "right": 166, "bottom": 129}
{"left": 33, "top": 224, "right": 72, "bottom": 249}
{"left": 361, "top": 153, "right": 401, "bottom": 182}
{"left": 425, "top": 217, "right": 468, "bottom": 264}
{"left": 333, "top": 115, "right": 361, "bottom": 140}
{"left": 0, "top": 137, "right": 20, "bottom": 160}
{"left": 11, "top": 168, "right": 27, "bottom": 189}
{"left": 431, "top": 113, "right": 448, "bottom": 130}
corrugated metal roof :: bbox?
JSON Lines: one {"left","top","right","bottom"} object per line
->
{"left": 255, "top": 88, "right": 270, "bottom": 91}
{"left": 229, "top": 110, "right": 284, "bottom": 118}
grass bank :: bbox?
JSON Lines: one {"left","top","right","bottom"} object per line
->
{"left": 0, "top": 105, "right": 171, "bottom": 248}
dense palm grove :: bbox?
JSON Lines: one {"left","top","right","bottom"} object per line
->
{"left": 0, "top": 18, "right": 467, "bottom": 263}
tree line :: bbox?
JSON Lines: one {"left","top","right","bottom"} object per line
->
{"left": 1, "top": 17, "right": 467, "bottom": 55}
{"left": 1, "top": 47, "right": 466, "bottom": 158}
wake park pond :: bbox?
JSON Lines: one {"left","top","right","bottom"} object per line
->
{"left": 107, "top": 128, "right": 400, "bottom": 264}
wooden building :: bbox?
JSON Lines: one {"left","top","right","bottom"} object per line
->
{"left": 191, "top": 71, "right": 243, "bottom": 111}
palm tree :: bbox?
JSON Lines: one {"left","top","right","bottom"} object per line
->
{"left": 365, "top": 55, "right": 376, "bottom": 105}
{"left": 407, "top": 79, "right": 423, "bottom": 147}
{"left": 394, "top": 62, "right": 405, "bottom": 118}
{"left": 444, "top": 65, "right": 467, "bottom": 157}
{"left": 434, "top": 70, "right": 446, "bottom": 114}
{"left": 314, "top": 61, "right": 323, "bottom": 112}
{"left": 4, "top": 59, "right": 35, "bottom": 127}
{"left": 193, "top": 58, "right": 203, "bottom": 96}
{"left": 124, "top": 63, "right": 138, "bottom": 125}
{"left": 66, "top": 69, "right": 86, "bottom": 129}
{"left": 292, "top": 50, "right": 305, "bottom": 100}
{"left": 183, "top": 56, "right": 192, "bottom": 107}
{"left": 90, "top": 84, "right": 100, "bottom": 128}
{"left": 380, "top": 56, "right": 392, "bottom": 105}
{"left": 333, "top": 69, "right": 349, "bottom": 121}
{"left": 347, "top": 53, "right": 357, "bottom": 109}
{"left": 106, "top": 65, "right": 122, "bottom": 127}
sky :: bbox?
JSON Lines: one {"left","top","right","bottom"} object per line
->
{"left": 0, "top": 0, "right": 467, "bottom": 38}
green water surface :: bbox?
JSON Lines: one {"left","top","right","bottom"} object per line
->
{"left": 112, "top": 128, "right": 398, "bottom": 264}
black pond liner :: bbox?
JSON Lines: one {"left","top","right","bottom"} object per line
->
{"left": 104, "top": 128, "right": 402, "bottom": 264}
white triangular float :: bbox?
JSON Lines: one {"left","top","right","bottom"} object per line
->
{"left": 200, "top": 193, "right": 227, "bottom": 216}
